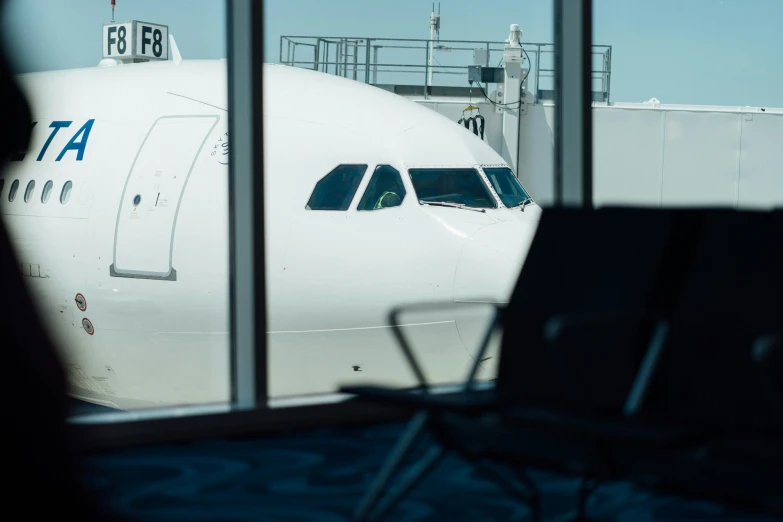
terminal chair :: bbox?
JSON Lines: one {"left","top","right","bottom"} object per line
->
{"left": 607, "top": 209, "right": 783, "bottom": 514}
{"left": 340, "top": 207, "right": 709, "bottom": 522}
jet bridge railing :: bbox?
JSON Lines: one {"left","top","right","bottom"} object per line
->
{"left": 279, "top": 35, "right": 612, "bottom": 103}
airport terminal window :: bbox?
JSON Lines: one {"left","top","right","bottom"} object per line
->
{"left": 41, "top": 180, "right": 53, "bottom": 204}
{"left": 23, "top": 180, "right": 35, "bottom": 203}
{"left": 483, "top": 167, "right": 532, "bottom": 208}
{"left": 8, "top": 179, "right": 19, "bottom": 202}
{"left": 60, "top": 181, "right": 72, "bottom": 205}
{"left": 305, "top": 164, "right": 367, "bottom": 210}
{"left": 408, "top": 168, "right": 497, "bottom": 209}
{"left": 357, "top": 165, "right": 406, "bottom": 210}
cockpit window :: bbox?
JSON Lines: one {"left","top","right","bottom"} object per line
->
{"left": 483, "top": 167, "right": 532, "bottom": 208}
{"left": 357, "top": 165, "right": 406, "bottom": 211}
{"left": 306, "top": 164, "right": 367, "bottom": 210}
{"left": 408, "top": 168, "right": 497, "bottom": 209}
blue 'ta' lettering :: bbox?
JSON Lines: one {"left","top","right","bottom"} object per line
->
{"left": 56, "top": 119, "right": 95, "bottom": 161}
{"left": 37, "top": 121, "right": 71, "bottom": 161}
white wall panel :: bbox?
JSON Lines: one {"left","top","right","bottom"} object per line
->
{"left": 517, "top": 104, "right": 555, "bottom": 205}
{"left": 593, "top": 108, "right": 663, "bottom": 207}
{"left": 661, "top": 111, "right": 740, "bottom": 207}
{"left": 738, "top": 113, "right": 783, "bottom": 209}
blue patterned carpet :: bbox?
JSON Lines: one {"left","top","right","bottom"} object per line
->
{"left": 81, "top": 419, "right": 783, "bottom": 522}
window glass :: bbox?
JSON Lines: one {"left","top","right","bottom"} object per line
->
{"left": 23, "top": 180, "right": 35, "bottom": 203}
{"left": 0, "top": 178, "right": 4, "bottom": 196}
{"left": 8, "top": 179, "right": 19, "bottom": 202}
{"left": 3, "top": 0, "right": 231, "bottom": 418}
{"left": 483, "top": 167, "right": 532, "bottom": 208}
{"left": 305, "top": 164, "right": 366, "bottom": 210}
{"left": 60, "top": 181, "right": 72, "bottom": 205}
{"left": 357, "top": 165, "right": 406, "bottom": 210}
{"left": 41, "top": 180, "right": 53, "bottom": 203}
{"left": 408, "top": 168, "right": 497, "bottom": 209}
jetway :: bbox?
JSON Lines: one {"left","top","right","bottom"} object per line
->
{"left": 409, "top": 97, "right": 783, "bottom": 211}
{"left": 279, "top": 31, "right": 610, "bottom": 176}
{"left": 281, "top": 26, "right": 783, "bottom": 210}
{"left": 278, "top": 34, "right": 612, "bottom": 104}
{"left": 517, "top": 101, "right": 783, "bottom": 209}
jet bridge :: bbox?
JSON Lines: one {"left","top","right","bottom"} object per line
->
{"left": 280, "top": 26, "right": 783, "bottom": 210}
{"left": 278, "top": 34, "right": 612, "bottom": 104}
{"left": 278, "top": 32, "right": 612, "bottom": 175}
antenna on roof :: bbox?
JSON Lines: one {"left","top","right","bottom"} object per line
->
{"left": 111, "top": 0, "right": 116, "bottom": 22}
{"left": 428, "top": 3, "right": 441, "bottom": 86}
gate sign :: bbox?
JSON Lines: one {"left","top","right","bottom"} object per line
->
{"left": 103, "top": 22, "right": 133, "bottom": 59}
{"left": 103, "top": 21, "right": 169, "bottom": 61}
{"left": 135, "top": 22, "right": 168, "bottom": 60}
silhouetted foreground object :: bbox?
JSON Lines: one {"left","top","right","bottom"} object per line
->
{"left": 342, "top": 207, "right": 783, "bottom": 521}
{"left": 0, "top": 2, "right": 119, "bottom": 517}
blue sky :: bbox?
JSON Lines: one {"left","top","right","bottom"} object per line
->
{"left": 2, "top": 0, "right": 781, "bottom": 107}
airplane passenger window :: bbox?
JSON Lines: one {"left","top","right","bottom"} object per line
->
{"left": 8, "top": 179, "right": 19, "bottom": 202}
{"left": 305, "top": 164, "right": 367, "bottom": 210}
{"left": 41, "top": 180, "right": 53, "bottom": 204}
{"left": 357, "top": 165, "right": 406, "bottom": 211}
{"left": 408, "top": 168, "right": 497, "bottom": 209}
{"left": 23, "top": 180, "right": 35, "bottom": 203}
{"left": 60, "top": 181, "right": 72, "bottom": 205}
{"left": 483, "top": 167, "right": 532, "bottom": 208}
{"left": 0, "top": 179, "right": 4, "bottom": 197}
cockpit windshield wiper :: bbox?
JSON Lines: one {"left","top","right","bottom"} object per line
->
{"left": 512, "top": 197, "right": 534, "bottom": 211}
{"left": 419, "top": 200, "right": 487, "bottom": 213}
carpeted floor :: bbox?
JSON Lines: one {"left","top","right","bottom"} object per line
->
{"left": 81, "top": 420, "right": 783, "bottom": 522}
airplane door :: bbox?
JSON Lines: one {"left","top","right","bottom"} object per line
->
{"left": 110, "top": 115, "right": 218, "bottom": 280}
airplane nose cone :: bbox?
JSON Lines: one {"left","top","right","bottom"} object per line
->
{"left": 523, "top": 203, "right": 543, "bottom": 222}
{"left": 453, "top": 219, "right": 538, "bottom": 303}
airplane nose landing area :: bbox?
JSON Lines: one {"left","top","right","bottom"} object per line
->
{"left": 454, "top": 219, "right": 537, "bottom": 304}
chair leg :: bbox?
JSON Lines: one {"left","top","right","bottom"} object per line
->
{"left": 366, "top": 445, "right": 445, "bottom": 522}
{"left": 513, "top": 468, "right": 541, "bottom": 522}
{"left": 475, "top": 461, "right": 541, "bottom": 522}
{"left": 352, "top": 411, "right": 429, "bottom": 522}
{"left": 575, "top": 476, "right": 598, "bottom": 521}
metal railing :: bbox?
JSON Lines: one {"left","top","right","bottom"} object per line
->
{"left": 278, "top": 35, "right": 612, "bottom": 103}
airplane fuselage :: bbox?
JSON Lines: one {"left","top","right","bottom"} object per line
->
{"left": 1, "top": 60, "right": 540, "bottom": 409}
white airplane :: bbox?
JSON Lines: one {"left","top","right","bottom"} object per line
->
{"left": 1, "top": 54, "right": 541, "bottom": 410}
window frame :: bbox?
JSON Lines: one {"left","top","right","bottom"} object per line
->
{"left": 304, "top": 163, "right": 368, "bottom": 211}
{"left": 408, "top": 167, "right": 499, "bottom": 209}
{"left": 554, "top": 0, "right": 593, "bottom": 208}
{"left": 8, "top": 178, "right": 19, "bottom": 202}
{"left": 480, "top": 165, "right": 534, "bottom": 209}
{"left": 59, "top": 180, "right": 72, "bottom": 205}
{"left": 68, "top": 0, "right": 595, "bottom": 449}
{"left": 23, "top": 179, "right": 35, "bottom": 203}
{"left": 356, "top": 164, "right": 407, "bottom": 211}
{"left": 41, "top": 180, "right": 53, "bottom": 204}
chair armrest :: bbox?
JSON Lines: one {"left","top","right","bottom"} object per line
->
{"left": 339, "top": 385, "right": 497, "bottom": 413}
